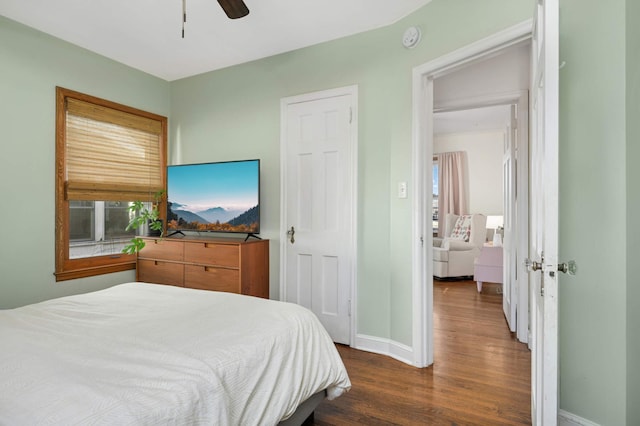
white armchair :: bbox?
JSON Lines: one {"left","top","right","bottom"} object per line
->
{"left": 433, "top": 213, "right": 487, "bottom": 278}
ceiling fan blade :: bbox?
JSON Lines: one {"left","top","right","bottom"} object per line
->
{"left": 217, "top": 0, "right": 249, "bottom": 19}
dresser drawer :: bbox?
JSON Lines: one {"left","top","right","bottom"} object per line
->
{"left": 136, "top": 237, "right": 268, "bottom": 297}
{"left": 137, "top": 259, "right": 184, "bottom": 286}
{"left": 184, "top": 242, "right": 239, "bottom": 267}
{"left": 139, "top": 239, "right": 183, "bottom": 261}
{"left": 185, "top": 265, "right": 240, "bottom": 293}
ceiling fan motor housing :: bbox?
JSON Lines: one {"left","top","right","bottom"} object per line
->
{"left": 217, "top": 0, "right": 249, "bottom": 19}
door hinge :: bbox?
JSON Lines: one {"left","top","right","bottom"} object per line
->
{"left": 348, "top": 299, "right": 351, "bottom": 316}
{"left": 349, "top": 107, "right": 353, "bottom": 124}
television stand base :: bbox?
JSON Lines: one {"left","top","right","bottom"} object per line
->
{"left": 244, "top": 233, "right": 262, "bottom": 242}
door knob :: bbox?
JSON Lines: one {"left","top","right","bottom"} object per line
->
{"left": 525, "top": 258, "right": 543, "bottom": 272}
{"left": 286, "top": 226, "right": 295, "bottom": 244}
{"left": 558, "top": 260, "right": 577, "bottom": 275}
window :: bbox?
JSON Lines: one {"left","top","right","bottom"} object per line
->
{"left": 55, "top": 87, "right": 167, "bottom": 281}
{"left": 68, "top": 201, "right": 149, "bottom": 259}
{"left": 433, "top": 159, "right": 439, "bottom": 234}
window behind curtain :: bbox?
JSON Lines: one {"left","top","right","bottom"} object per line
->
{"left": 433, "top": 160, "right": 439, "bottom": 234}
{"left": 55, "top": 87, "right": 167, "bottom": 281}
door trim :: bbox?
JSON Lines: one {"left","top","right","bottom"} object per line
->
{"left": 279, "top": 85, "right": 359, "bottom": 346}
{"left": 411, "top": 20, "right": 533, "bottom": 367}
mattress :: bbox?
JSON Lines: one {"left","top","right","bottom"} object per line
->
{"left": 0, "top": 283, "right": 351, "bottom": 425}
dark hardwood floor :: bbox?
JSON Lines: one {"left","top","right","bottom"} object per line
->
{"left": 312, "top": 280, "right": 531, "bottom": 425}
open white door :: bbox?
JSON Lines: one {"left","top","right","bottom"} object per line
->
{"left": 502, "top": 105, "right": 517, "bottom": 332}
{"left": 529, "top": 0, "right": 559, "bottom": 424}
{"left": 280, "top": 87, "right": 357, "bottom": 345}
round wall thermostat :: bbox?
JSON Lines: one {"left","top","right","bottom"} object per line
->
{"left": 402, "top": 26, "right": 421, "bottom": 49}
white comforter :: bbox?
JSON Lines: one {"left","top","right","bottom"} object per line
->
{"left": 0, "top": 283, "right": 351, "bottom": 425}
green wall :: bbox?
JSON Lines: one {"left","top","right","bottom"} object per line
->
{"left": 1, "top": 1, "right": 635, "bottom": 424}
{"left": 559, "top": 0, "right": 628, "bottom": 424}
{"left": 0, "top": 16, "right": 170, "bottom": 309}
{"left": 626, "top": 0, "right": 640, "bottom": 423}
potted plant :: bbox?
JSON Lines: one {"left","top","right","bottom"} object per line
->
{"left": 122, "top": 190, "right": 165, "bottom": 255}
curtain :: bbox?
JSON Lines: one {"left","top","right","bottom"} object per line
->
{"left": 437, "top": 151, "right": 468, "bottom": 237}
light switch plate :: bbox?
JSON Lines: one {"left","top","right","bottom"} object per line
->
{"left": 398, "top": 182, "right": 408, "bottom": 199}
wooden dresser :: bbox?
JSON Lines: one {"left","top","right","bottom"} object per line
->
{"left": 136, "top": 236, "right": 269, "bottom": 298}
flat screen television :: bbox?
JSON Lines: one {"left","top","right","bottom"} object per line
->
{"left": 166, "top": 159, "right": 260, "bottom": 236}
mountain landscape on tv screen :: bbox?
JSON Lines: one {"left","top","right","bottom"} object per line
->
{"left": 197, "top": 206, "right": 245, "bottom": 223}
{"left": 167, "top": 202, "right": 259, "bottom": 233}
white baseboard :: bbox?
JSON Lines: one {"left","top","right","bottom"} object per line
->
{"left": 353, "top": 333, "right": 414, "bottom": 366}
{"left": 559, "top": 409, "right": 600, "bottom": 426}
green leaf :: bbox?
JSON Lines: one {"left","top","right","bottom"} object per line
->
{"left": 122, "top": 237, "right": 147, "bottom": 255}
{"left": 125, "top": 215, "right": 147, "bottom": 231}
{"left": 123, "top": 195, "right": 166, "bottom": 253}
{"left": 127, "top": 200, "right": 145, "bottom": 213}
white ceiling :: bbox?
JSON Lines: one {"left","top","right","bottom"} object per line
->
{"left": 434, "top": 105, "right": 512, "bottom": 135}
{"left": 0, "top": 0, "right": 431, "bottom": 81}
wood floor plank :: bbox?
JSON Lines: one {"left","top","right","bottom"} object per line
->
{"left": 312, "top": 280, "right": 531, "bottom": 425}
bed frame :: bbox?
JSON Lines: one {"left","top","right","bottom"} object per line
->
{"left": 278, "top": 391, "right": 326, "bottom": 426}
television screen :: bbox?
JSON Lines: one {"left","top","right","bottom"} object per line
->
{"left": 166, "top": 159, "right": 260, "bottom": 235}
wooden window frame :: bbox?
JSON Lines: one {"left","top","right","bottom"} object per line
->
{"left": 55, "top": 87, "right": 167, "bottom": 281}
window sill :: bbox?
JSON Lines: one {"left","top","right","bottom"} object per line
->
{"left": 55, "top": 261, "right": 135, "bottom": 282}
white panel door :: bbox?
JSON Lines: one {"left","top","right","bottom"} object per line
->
{"left": 530, "top": 0, "right": 559, "bottom": 424}
{"left": 281, "top": 89, "right": 356, "bottom": 345}
{"left": 502, "top": 105, "right": 516, "bottom": 332}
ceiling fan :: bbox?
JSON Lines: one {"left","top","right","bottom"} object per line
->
{"left": 182, "top": 0, "right": 249, "bottom": 38}
{"left": 217, "top": 0, "right": 250, "bottom": 19}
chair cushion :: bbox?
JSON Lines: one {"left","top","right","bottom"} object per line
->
{"left": 433, "top": 247, "right": 449, "bottom": 262}
{"left": 443, "top": 238, "right": 474, "bottom": 251}
{"left": 450, "top": 214, "right": 472, "bottom": 241}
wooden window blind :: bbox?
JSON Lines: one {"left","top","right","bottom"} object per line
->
{"left": 65, "top": 98, "right": 164, "bottom": 201}
{"left": 55, "top": 87, "right": 167, "bottom": 281}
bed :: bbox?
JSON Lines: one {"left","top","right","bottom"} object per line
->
{"left": 0, "top": 282, "right": 351, "bottom": 425}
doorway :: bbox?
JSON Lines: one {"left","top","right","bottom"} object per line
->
{"left": 410, "top": 20, "right": 532, "bottom": 368}
{"left": 432, "top": 93, "right": 529, "bottom": 341}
